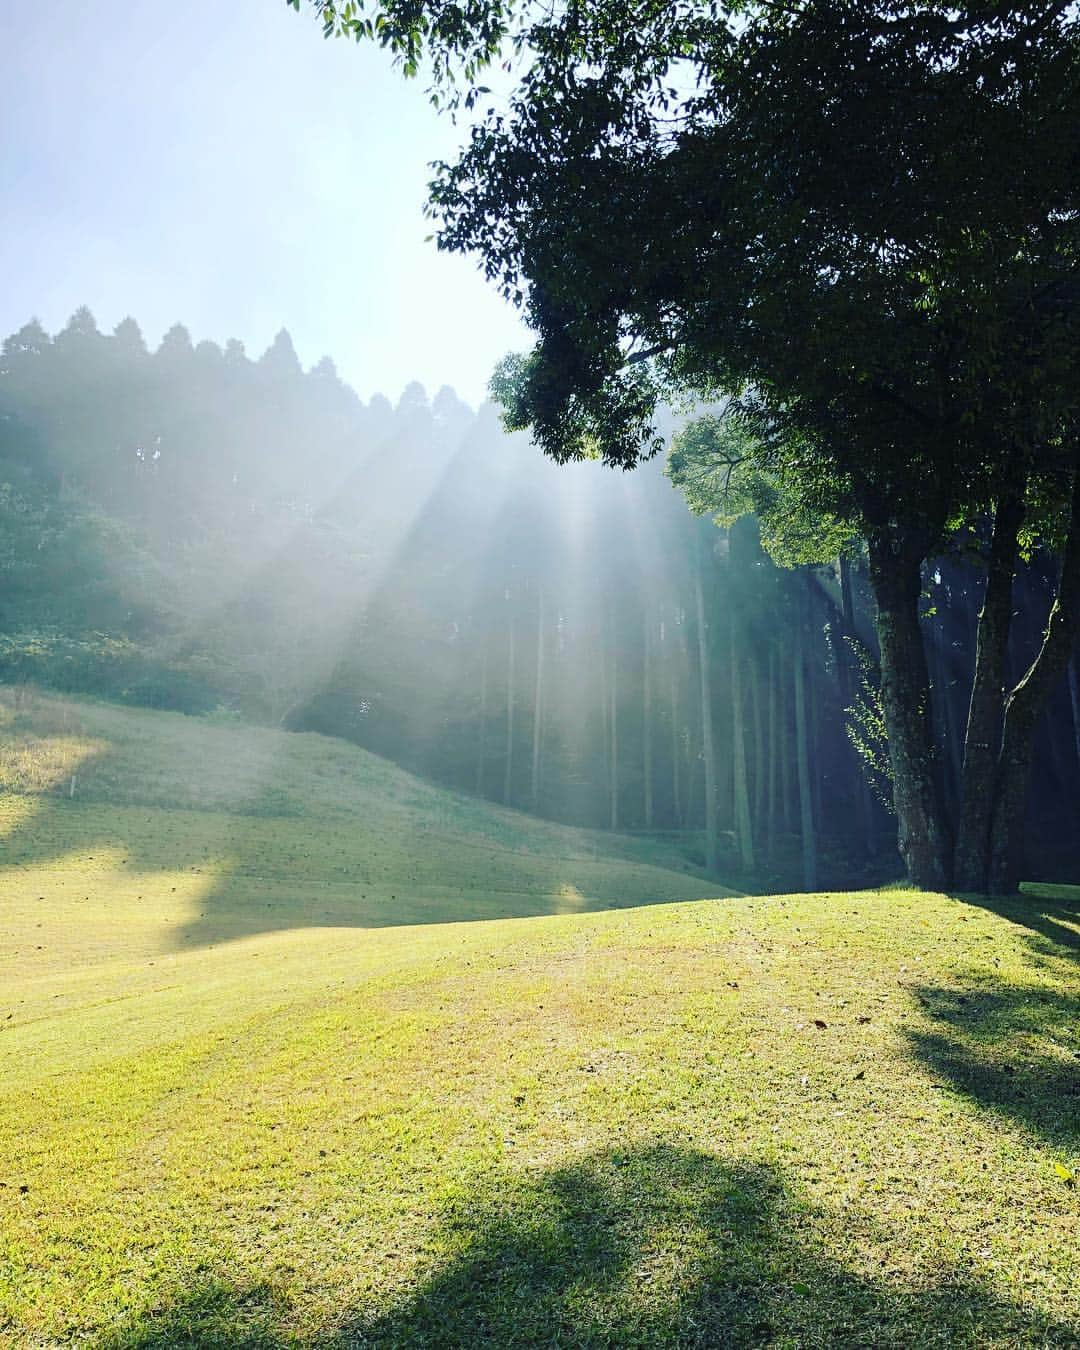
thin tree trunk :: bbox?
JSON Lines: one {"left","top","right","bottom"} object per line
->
{"left": 669, "top": 665, "right": 682, "bottom": 829}
{"left": 695, "top": 549, "right": 719, "bottom": 875}
{"left": 989, "top": 465, "right": 1080, "bottom": 894}
{"left": 731, "top": 603, "right": 755, "bottom": 872}
{"left": 503, "top": 613, "right": 516, "bottom": 807}
{"left": 866, "top": 530, "right": 952, "bottom": 890}
{"left": 954, "top": 489, "right": 1024, "bottom": 890}
{"left": 751, "top": 655, "right": 765, "bottom": 834}
{"left": 477, "top": 643, "right": 488, "bottom": 796}
{"left": 531, "top": 588, "right": 545, "bottom": 811}
{"left": 1068, "top": 655, "right": 1080, "bottom": 773}
{"left": 794, "top": 613, "right": 818, "bottom": 890}
{"left": 610, "top": 639, "right": 619, "bottom": 831}
{"left": 643, "top": 605, "right": 654, "bottom": 829}
{"left": 599, "top": 620, "right": 609, "bottom": 804}
{"left": 807, "top": 615, "right": 824, "bottom": 834}
{"left": 779, "top": 643, "right": 793, "bottom": 833}
{"left": 767, "top": 647, "right": 778, "bottom": 862}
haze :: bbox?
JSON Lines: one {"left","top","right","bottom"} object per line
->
{"left": 0, "top": 0, "right": 527, "bottom": 403}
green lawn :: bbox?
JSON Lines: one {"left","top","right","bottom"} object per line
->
{"left": 0, "top": 691, "right": 1077, "bottom": 1346}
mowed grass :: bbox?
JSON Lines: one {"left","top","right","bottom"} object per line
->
{"left": 0, "top": 692, "right": 1078, "bottom": 1345}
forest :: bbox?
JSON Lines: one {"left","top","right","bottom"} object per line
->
{"left": 3, "top": 4, "right": 1080, "bottom": 1344}
{"left": 2, "top": 307, "right": 1078, "bottom": 891}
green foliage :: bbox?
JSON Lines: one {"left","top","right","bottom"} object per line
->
{"left": 667, "top": 413, "right": 854, "bottom": 567}
{"left": 843, "top": 638, "right": 893, "bottom": 813}
{"left": 0, "top": 632, "right": 222, "bottom": 714}
{"left": 295, "top": 0, "right": 1080, "bottom": 551}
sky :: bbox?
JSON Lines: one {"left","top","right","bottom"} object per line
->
{"left": 0, "top": 0, "right": 529, "bottom": 405}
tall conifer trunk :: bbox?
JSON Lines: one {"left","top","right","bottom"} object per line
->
{"left": 694, "top": 547, "right": 719, "bottom": 875}
{"left": 793, "top": 613, "right": 818, "bottom": 890}
{"left": 609, "top": 638, "right": 619, "bottom": 831}
{"left": 669, "top": 664, "right": 682, "bottom": 829}
{"left": 643, "top": 605, "right": 654, "bottom": 829}
{"left": 503, "top": 614, "right": 516, "bottom": 806}
{"left": 767, "top": 647, "right": 778, "bottom": 862}
{"left": 731, "top": 603, "right": 754, "bottom": 872}
{"left": 530, "top": 588, "right": 545, "bottom": 810}
{"left": 477, "top": 644, "right": 488, "bottom": 796}
{"left": 1068, "top": 657, "right": 1080, "bottom": 774}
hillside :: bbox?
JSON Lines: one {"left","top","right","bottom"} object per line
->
{"left": 0, "top": 688, "right": 722, "bottom": 966}
{"left": 0, "top": 692, "right": 1077, "bottom": 1345}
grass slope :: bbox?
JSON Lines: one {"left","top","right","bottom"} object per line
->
{"left": 0, "top": 688, "right": 720, "bottom": 964}
{"left": 0, "top": 692, "right": 1077, "bottom": 1346}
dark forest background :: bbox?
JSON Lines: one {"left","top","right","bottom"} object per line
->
{"left": 2, "top": 309, "right": 1078, "bottom": 888}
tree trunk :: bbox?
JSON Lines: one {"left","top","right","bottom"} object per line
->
{"left": 609, "top": 639, "right": 619, "bottom": 832}
{"left": 953, "top": 490, "right": 1024, "bottom": 891}
{"left": 599, "top": 623, "right": 609, "bottom": 817}
{"left": 750, "top": 656, "right": 765, "bottom": 835}
{"left": 731, "top": 604, "right": 755, "bottom": 872}
{"left": 866, "top": 531, "right": 952, "bottom": 890}
{"left": 1068, "top": 655, "right": 1080, "bottom": 774}
{"left": 643, "top": 605, "right": 654, "bottom": 829}
{"left": 989, "top": 465, "right": 1080, "bottom": 894}
{"left": 767, "top": 647, "right": 778, "bottom": 862}
{"left": 694, "top": 550, "right": 719, "bottom": 876}
{"left": 779, "top": 643, "right": 793, "bottom": 834}
{"left": 793, "top": 613, "right": 818, "bottom": 890}
{"left": 477, "top": 643, "right": 488, "bottom": 796}
{"left": 503, "top": 613, "right": 516, "bottom": 807}
{"left": 669, "top": 665, "right": 682, "bottom": 829}
{"left": 531, "top": 588, "right": 545, "bottom": 811}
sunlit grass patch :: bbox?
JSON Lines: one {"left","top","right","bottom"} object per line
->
{"left": 0, "top": 689, "right": 104, "bottom": 795}
{"left": 0, "top": 694, "right": 1076, "bottom": 1346}
{"left": 2, "top": 883, "right": 1077, "bottom": 1346}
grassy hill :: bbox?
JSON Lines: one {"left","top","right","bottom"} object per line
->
{"left": 0, "top": 687, "right": 721, "bottom": 961}
{"left": 0, "top": 690, "right": 1077, "bottom": 1345}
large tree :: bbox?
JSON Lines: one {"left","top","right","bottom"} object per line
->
{"left": 294, "top": 0, "right": 1080, "bottom": 891}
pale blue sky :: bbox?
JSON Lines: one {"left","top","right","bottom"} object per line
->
{"left": 0, "top": 0, "right": 528, "bottom": 404}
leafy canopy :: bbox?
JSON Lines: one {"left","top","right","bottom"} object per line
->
{"left": 295, "top": 0, "right": 1080, "bottom": 556}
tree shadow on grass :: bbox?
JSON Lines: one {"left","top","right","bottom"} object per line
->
{"left": 956, "top": 884, "right": 1080, "bottom": 957}
{"left": 103, "top": 1144, "right": 1073, "bottom": 1349}
{"left": 901, "top": 886, "right": 1080, "bottom": 1151}
{"left": 905, "top": 982, "right": 1079, "bottom": 1151}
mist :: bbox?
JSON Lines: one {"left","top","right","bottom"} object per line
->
{"left": 3, "top": 309, "right": 1077, "bottom": 889}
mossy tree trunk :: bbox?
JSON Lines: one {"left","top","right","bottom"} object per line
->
{"left": 867, "top": 530, "right": 952, "bottom": 890}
